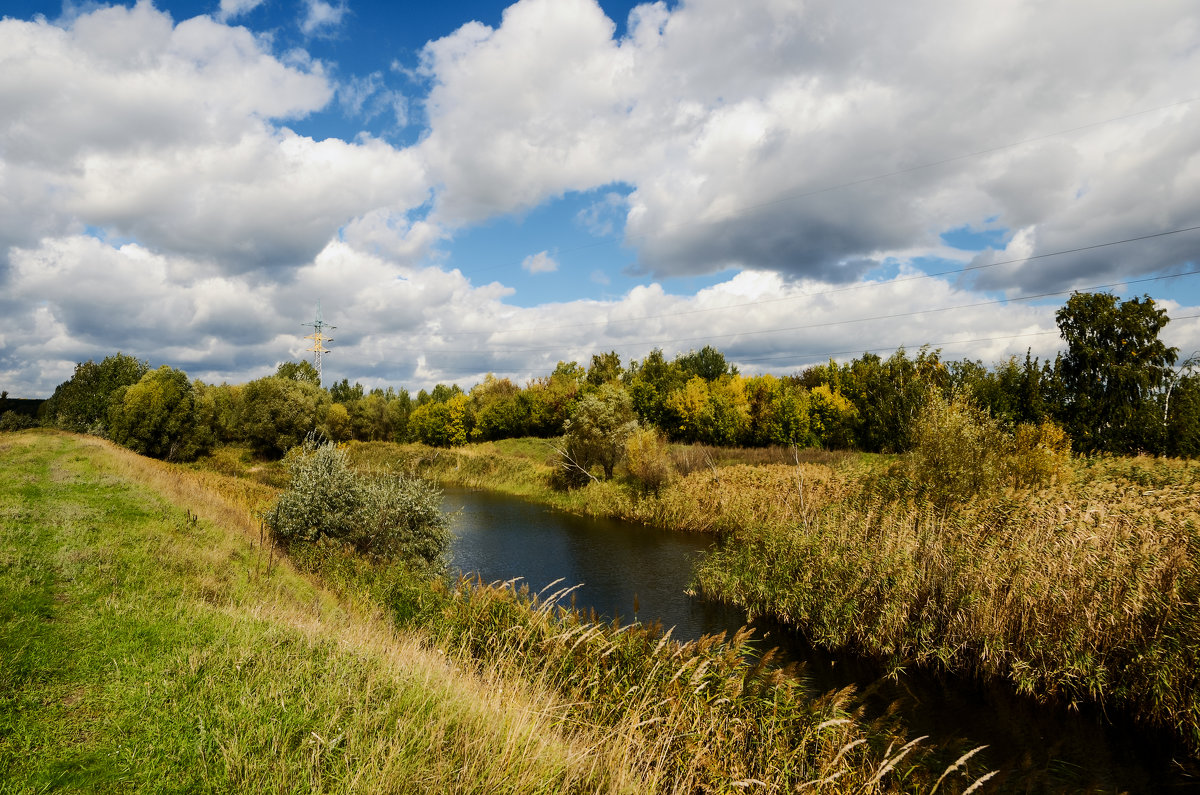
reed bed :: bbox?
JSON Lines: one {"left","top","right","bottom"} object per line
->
{"left": 694, "top": 455, "right": 1200, "bottom": 753}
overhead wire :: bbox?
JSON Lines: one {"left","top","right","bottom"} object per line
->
{"left": 418, "top": 268, "right": 1200, "bottom": 356}
{"left": 439, "top": 224, "right": 1200, "bottom": 338}
{"left": 405, "top": 98, "right": 1200, "bottom": 377}
{"left": 459, "top": 96, "right": 1200, "bottom": 279}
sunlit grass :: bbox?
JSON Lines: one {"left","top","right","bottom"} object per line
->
{"left": 0, "top": 431, "right": 631, "bottom": 793}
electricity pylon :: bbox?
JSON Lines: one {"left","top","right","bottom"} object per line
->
{"left": 303, "top": 301, "right": 335, "bottom": 386}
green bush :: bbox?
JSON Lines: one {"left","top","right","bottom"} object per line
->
{"left": 265, "top": 440, "right": 450, "bottom": 572}
{"left": 903, "top": 391, "right": 1010, "bottom": 503}
{"left": 0, "top": 411, "right": 36, "bottom": 431}
{"left": 902, "top": 392, "right": 1072, "bottom": 503}
{"left": 624, "top": 426, "right": 673, "bottom": 495}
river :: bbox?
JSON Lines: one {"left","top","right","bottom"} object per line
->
{"left": 443, "top": 486, "right": 1198, "bottom": 793}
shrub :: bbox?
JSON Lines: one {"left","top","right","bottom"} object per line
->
{"left": 624, "top": 426, "right": 673, "bottom": 494}
{"left": 0, "top": 411, "right": 36, "bottom": 431}
{"left": 903, "top": 392, "right": 1072, "bottom": 503}
{"left": 265, "top": 440, "right": 450, "bottom": 572}
{"left": 904, "top": 390, "right": 1009, "bottom": 503}
{"left": 1008, "top": 419, "right": 1072, "bottom": 489}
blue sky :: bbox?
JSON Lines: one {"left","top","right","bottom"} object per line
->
{"left": 1, "top": 0, "right": 1198, "bottom": 395}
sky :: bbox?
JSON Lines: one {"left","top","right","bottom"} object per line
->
{"left": 2, "top": 0, "right": 1199, "bottom": 397}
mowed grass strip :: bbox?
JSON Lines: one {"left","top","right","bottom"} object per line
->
{"left": 0, "top": 431, "right": 626, "bottom": 794}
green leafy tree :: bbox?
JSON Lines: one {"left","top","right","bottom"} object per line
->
{"left": 663, "top": 376, "right": 710, "bottom": 442}
{"left": 808, "top": 384, "right": 858, "bottom": 449}
{"left": 1164, "top": 354, "right": 1200, "bottom": 457}
{"left": 42, "top": 353, "right": 149, "bottom": 435}
{"left": 323, "top": 402, "right": 354, "bottom": 441}
{"left": 843, "top": 347, "right": 945, "bottom": 452}
{"left": 585, "top": 351, "right": 624, "bottom": 387}
{"left": 108, "top": 366, "right": 207, "bottom": 461}
{"left": 676, "top": 345, "right": 735, "bottom": 381}
{"left": 329, "top": 378, "right": 366, "bottom": 403}
{"left": 560, "top": 384, "right": 637, "bottom": 480}
{"left": 745, "top": 374, "right": 810, "bottom": 447}
{"left": 235, "top": 376, "right": 330, "bottom": 458}
{"left": 701, "top": 375, "right": 752, "bottom": 446}
{"left": 1056, "top": 292, "right": 1177, "bottom": 453}
{"left": 522, "top": 361, "right": 584, "bottom": 436}
{"left": 625, "top": 348, "right": 685, "bottom": 429}
{"left": 193, "top": 382, "right": 241, "bottom": 444}
{"left": 408, "top": 393, "right": 472, "bottom": 447}
{"left": 469, "top": 375, "right": 527, "bottom": 441}
{"left": 275, "top": 360, "right": 321, "bottom": 386}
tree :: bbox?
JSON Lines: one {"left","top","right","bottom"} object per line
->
{"left": 235, "top": 376, "right": 330, "bottom": 458}
{"left": 469, "top": 375, "right": 527, "bottom": 441}
{"left": 676, "top": 345, "right": 735, "bottom": 381}
{"left": 1163, "top": 353, "right": 1200, "bottom": 458}
{"left": 408, "top": 393, "right": 472, "bottom": 447}
{"left": 522, "top": 362, "right": 584, "bottom": 436}
{"left": 42, "top": 353, "right": 149, "bottom": 435}
{"left": 626, "top": 348, "right": 685, "bottom": 429}
{"left": 808, "top": 384, "right": 857, "bottom": 449}
{"left": 663, "top": 376, "right": 710, "bottom": 442}
{"left": 275, "top": 360, "right": 321, "bottom": 386}
{"left": 329, "top": 378, "right": 366, "bottom": 403}
{"left": 586, "top": 351, "right": 624, "bottom": 387}
{"left": 745, "top": 374, "right": 810, "bottom": 447}
{"left": 108, "top": 366, "right": 207, "bottom": 461}
{"left": 560, "top": 384, "right": 637, "bottom": 480}
{"left": 1055, "top": 292, "right": 1177, "bottom": 453}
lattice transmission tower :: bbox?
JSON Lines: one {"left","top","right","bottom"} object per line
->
{"left": 302, "top": 301, "right": 335, "bottom": 386}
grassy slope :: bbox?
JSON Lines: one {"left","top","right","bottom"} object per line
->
{"left": 0, "top": 431, "right": 624, "bottom": 794}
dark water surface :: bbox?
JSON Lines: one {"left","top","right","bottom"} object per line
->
{"left": 444, "top": 486, "right": 1199, "bottom": 793}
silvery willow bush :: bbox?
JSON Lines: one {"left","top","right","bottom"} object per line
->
{"left": 265, "top": 439, "right": 450, "bottom": 572}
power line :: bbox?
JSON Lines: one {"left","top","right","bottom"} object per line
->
{"left": 732, "top": 312, "right": 1200, "bottom": 366}
{"left": 441, "top": 224, "right": 1200, "bottom": 338}
{"left": 422, "top": 268, "right": 1200, "bottom": 356}
{"left": 459, "top": 96, "right": 1200, "bottom": 278}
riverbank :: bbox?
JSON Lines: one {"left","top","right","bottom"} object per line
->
{"left": 3, "top": 431, "right": 992, "bottom": 792}
{"left": 343, "top": 438, "right": 1200, "bottom": 761}
{"left": 0, "top": 431, "right": 635, "bottom": 792}
{"left": 344, "top": 437, "right": 861, "bottom": 534}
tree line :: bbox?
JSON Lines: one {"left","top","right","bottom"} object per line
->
{"left": 15, "top": 291, "right": 1200, "bottom": 461}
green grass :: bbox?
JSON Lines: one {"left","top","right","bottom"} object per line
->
{"left": 0, "top": 432, "right": 630, "bottom": 793}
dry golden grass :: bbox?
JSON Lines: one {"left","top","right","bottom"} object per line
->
{"left": 695, "top": 452, "right": 1200, "bottom": 754}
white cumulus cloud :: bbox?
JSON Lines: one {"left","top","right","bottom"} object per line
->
{"left": 521, "top": 251, "right": 559, "bottom": 274}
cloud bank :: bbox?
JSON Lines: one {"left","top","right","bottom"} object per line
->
{"left": 2, "top": 0, "right": 1198, "bottom": 397}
